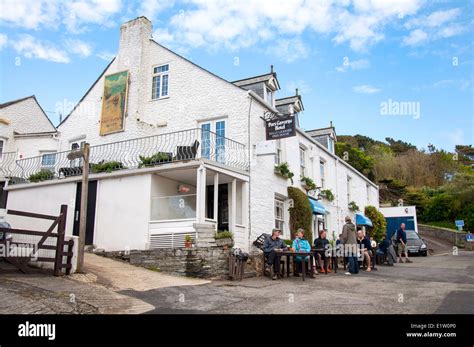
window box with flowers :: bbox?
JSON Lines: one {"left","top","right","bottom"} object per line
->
{"left": 274, "top": 162, "right": 294, "bottom": 184}
{"left": 300, "top": 176, "right": 316, "bottom": 191}
{"left": 348, "top": 201, "right": 360, "bottom": 212}
{"left": 320, "top": 189, "right": 335, "bottom": 202}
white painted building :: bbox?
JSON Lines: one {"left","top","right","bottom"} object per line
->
{"left": 2, "top": 17, "right": 379, "bottom": 252}
{"left": 0, "top": 95, "right": 58, "bottom": 211}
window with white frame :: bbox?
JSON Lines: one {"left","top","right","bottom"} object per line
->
{"left": 299, "top": 146, "right": 306, "bottom": 177}
{"left": 152, "top": 64, "right": 169, "bottom": 100}
{"left": 275, "top": 139, "right": 282, "bottom": 165}
{"left": 264, "top": 84, "right": 274, "bottom": 106}
{"left": 274, "top": 197, "right": 285, "bottom": 233}
{"left": 319, "top": 160, "right": 325, "bottom": 188}
{"left": 41, "top": 152, "right": 57, "bottom": 170}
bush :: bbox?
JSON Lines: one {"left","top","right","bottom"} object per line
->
{"left": 138, "top": 152, "right": 171, "bottom": 168}
{"left": 29, "top": 169, "right": 54, "bottom": 183}
{"left": 364, "top": 205, "right": 386, "bottom": 242}
{"left": 215, "top": 230, "right": 233, "bottom": 239}
{"left": 287, "top": 187, "right": 313, "bottom": 242}
{"left": 91, "top": 161, "right": 124, "bottom": 173}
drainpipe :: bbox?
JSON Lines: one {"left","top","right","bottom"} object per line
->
{"left": 335, "top": 156, "right": 340, "bottom": 235}
{"left": 247, "top": 92, "right": 254, "bottom": 249}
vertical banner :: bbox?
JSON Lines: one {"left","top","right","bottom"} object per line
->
{"left": 100, "top": 70, "right": 129, "bottom": 136}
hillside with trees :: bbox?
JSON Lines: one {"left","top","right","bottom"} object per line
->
{"left": 336, "top": 136, "right": 474, "bottom": 231}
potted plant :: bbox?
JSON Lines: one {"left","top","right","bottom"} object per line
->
{"left": 215, "top": 230, "right": 234, "bottom": 249}
{"left": 320, "top": 189, "right": 335, "bottom": 202}
{"left": 184, "top": 235, "right": 193, "bottom": 248}
{"left": 274, "top": 162, "right": 294, "bottom": 184}
{"left": 28, "top": 169, "right": 54, "bottom": 183}
{"left": 300, "top": 176, "right": 316, "bottom": 191}
{"left": 348, "top": 201, "right": 360, "bottom": 212}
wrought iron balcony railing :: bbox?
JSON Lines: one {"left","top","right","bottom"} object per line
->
{"left": 3, "top": 128, "right": 248, "bottom": 185}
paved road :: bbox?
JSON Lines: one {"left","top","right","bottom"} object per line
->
{"left": 120, "top": 251, "right": 474, "bottom": 314}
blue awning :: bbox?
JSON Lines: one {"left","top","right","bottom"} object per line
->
{"left": 356, "top": 213, "right": 373, "bottom": 227}
{"left": 309, "top": 197, "right": 326, "bottom": 215}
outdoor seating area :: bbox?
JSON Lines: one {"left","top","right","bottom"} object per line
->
{"left": 251, "top": 223, "right": 400, "bottom": 282}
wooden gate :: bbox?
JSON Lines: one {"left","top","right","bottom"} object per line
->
{"left": 0, "top": 204, "right": 74, "bottom": 276}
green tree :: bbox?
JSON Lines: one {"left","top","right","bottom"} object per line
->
{"left": 287, "top": 187, "right": 313, "bottom": 242}
{"left": 364, "top": 206, "right": 387, "bottom": 242}
{"left": 336, "top": 142, "right": 374, "bottom": 176}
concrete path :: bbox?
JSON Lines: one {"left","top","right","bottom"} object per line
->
{"left": 120, "top": 251, "right": 474, "bottom": 314}
{"left": 80, "top": 253, "right": 210, "bottom": 291}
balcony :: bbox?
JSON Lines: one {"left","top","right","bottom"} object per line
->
{"left": 2, "top": 128, "right": 249, "bottom": 185}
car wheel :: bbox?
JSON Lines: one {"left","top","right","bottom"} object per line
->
{"left": 421, "top": 251, "right": 427, "bottom": 257}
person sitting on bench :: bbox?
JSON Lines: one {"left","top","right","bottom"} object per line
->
{"left": 263, "top": 229, "right": 287, "bottom": 280}
{"left": 292, "top": 228, "right": 311, "bottom": 276}
{"left": 314, "top": 230, "right": 331, "bottom": 274}
{"left": 357, "top": 230, "right": 372, "bottom": 271}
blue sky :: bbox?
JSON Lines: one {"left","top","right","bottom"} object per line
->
{"left": 0, "top": 0, "right": 472, "bottom": 151}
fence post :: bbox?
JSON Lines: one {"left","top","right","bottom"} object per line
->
{"left": 54, "top": 204, "right": 68, "bottom": 276}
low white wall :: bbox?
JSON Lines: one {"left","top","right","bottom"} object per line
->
{"left": 5, "top": 182, "right": 76, "bottom": 236}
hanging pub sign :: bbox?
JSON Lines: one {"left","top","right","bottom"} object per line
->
{"left": 265, "top": 113, "right": 296, "bottom": 140}
{"left": 100, "top": 70, "right": 129, "bottom": 136}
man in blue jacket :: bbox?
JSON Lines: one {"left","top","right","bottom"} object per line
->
{"left": 263, "top": 229, "right": 287, "bottom": 280}
{"left": 395, "top": 223, "right": 412, "bottom": 263}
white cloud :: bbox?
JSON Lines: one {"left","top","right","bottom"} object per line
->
{"left": 405, "top": 8, "right": 461, "bottom": 29}
{"left": 65, "top": 39, "right": 92, "bottom": 58}
{"left": 159, "top": 0, "right": 424, "bottom": 54}
{"left": 12, "top": 34, "right": 70, "bottom": 63}
{"left": 403, "top": 29, "right": 428, "bottom": 46}
{"left": 96, "top": 51, "right": 115, "bottom": 61}
{"left": 286, "top": 80, "right": 311, "bottom": 95}
{"left": 0, "top": 0, "right": 59, "bottom": 30}
{"left": 138, "top": 0, "right": 175, "bottom": 20}
{"left": 432, "top": 80, "right": 454, "bottom": 88}
{"left": 63, "top": 0, "right": 122, "bottom": 33}
{"left": 266, "top": 38, "right": 310, "bottom": 63}
{"left": 335, "top": 58, "right": 370, "bottom": 72}
{"left": 403, "top": 8, "right": 466, "bottom": 46}
{"left": 353, "top": 84, "right": 381, "bottom": 94}
{"left": 0, "top": 33, "right": 7, "bottom": 50}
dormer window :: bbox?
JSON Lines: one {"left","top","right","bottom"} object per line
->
{"left": 264, "top": 84, "right": 274, "bottom": 107}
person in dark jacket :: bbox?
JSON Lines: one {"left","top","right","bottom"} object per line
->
{"left": 314, "top": 230, "right": 330, "bottom": 274}
{"left": 395, "top": 223, "right": 412, "bottom": 263}
{"left": 263, "top": 229, "right": 287, "bottom": 280}
{"left": 341, "top": 216, "right": 359, "bottom": 275}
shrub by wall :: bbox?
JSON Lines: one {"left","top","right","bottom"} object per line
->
{"left": 287, "top": 186, "right": 313, "bottom": 242}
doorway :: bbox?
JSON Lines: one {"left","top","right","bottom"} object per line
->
{"left": 206, "top": 184, "right": 229, "bottom": 231}
{"left": 73, "top": 180, "right": 98, "bottom": 245}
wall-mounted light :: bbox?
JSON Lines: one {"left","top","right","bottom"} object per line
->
{"left": 178, "top": 185, "right": 190, "bottom": 194}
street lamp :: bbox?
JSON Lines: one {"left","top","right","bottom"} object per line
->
{"left": 67, "top": 143, "right": 90, "bottom": 273}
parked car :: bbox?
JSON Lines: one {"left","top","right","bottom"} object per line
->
{"left": 406, "top": 230, "right": 428, "bottom": 256}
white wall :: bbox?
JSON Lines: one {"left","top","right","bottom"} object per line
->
{"left": 94, "top": 174, "right": 152, "bottom": 251}
{"left": 6, "top": 182, "right": 76, "bottom": 235}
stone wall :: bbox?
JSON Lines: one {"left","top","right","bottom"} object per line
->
{"left": 418, "top": 224, "right": 468, "bottom": 247}
{"left": 129, "top": 246, "right": 231, "bottom": 278}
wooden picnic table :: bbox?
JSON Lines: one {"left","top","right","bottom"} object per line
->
{"left": 274, "top": 250, "right": 315, "bottom": 281}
